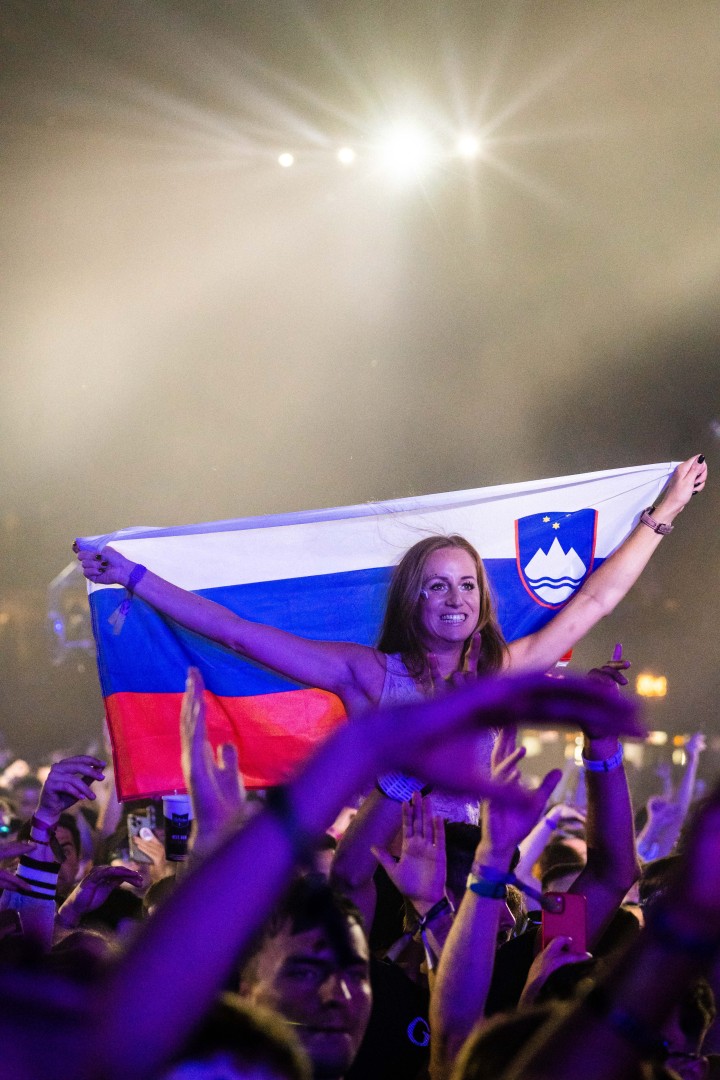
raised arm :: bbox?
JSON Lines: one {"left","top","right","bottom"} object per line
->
{"left": 493, "top": 779, "right": 720, "bottom": 1080}
{"left": 96, "top": 670, "right": 641, "bottom": 1080}
{"left": 567, "top": 730, "right": 639, "bottom": 948}
{"left": 507, "top": 454, "right": 706, "bottom": 673}
{"left": 430, "top": 729, "right": 562, "bottom": 1080}
{"left": 75, "top": 542, "right": 384, "bottom": 705}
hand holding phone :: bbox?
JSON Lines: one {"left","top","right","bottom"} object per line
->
{"left": 541, "top": 892, "right": 587, "bottom": 953}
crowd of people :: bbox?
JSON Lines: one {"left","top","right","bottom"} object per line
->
{"left": 0, "top": 452, "right": 715, "bottom": 1080}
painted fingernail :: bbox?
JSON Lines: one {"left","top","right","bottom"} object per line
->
{"left": 698, "top": 454, "right": 705, "bottom": 463}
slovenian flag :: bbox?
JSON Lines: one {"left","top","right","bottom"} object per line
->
{"left": 78, "top": 462, "right": 675, "bottom": 800}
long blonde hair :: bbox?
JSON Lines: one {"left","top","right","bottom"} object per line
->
{"left": 376, "top": 535, "right": 508, "bottom": 676}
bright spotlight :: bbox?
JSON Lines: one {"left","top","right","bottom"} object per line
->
{"left": 278, "top": 152, "right": 295, "bottom": 168}
{"left": 337, "top": 147, "right": 356, "bottom": 166}
{"left": 377, "top": 125, "right": 433, "bottom": 181}
{"left": 456, "top": 134, "right": 481, "bottom": 159}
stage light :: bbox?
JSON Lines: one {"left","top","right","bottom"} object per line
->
{"left": 376, "top": 125, "right": 433, "bottom": 181}
{"left": 278, "top": 152, "right": 295, "bottom": 168}
{"left": 636, "top": 673, "right": 668, "bottom": 698}
{"left": 337, "top": 147, "right": 356, "bottom": 165}
{"left": 647, "top": 731, "right": 668, "bottom": 746}
{"left": 456, "top": 134, "right": 481, "bottom": 159}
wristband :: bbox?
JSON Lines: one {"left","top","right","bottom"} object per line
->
{"left": 582, "top": 744, "right": 624, "bottom": 773}
{"left": 467, "top": 866, "right": 563, "bottom": 913}
{"left": 640, "top": 506, "right": 674, "bottom": 536}
{"left": 467, "top": 872, "right": 507, "bottom": 900}
{"left": 376, "top": 772, "right": 432, "bottom": 803}
{"left": 417, "top": 895, "right": 454, "bottom": 928}
{"left": 127, "top": 563, "right": 148, "bottom": 592}
{"left": 108, "top": 563, "right": 148, "bottom": 636}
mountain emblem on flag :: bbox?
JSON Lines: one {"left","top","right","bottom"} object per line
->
{"left": 515, "top": 509, "right": 598, "bottom": 610}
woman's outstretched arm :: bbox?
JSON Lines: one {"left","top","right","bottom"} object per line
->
{"left": 506, "top": 454, "right": 707, "bottom": 674}
{"left": 75, "top": 543, "right": 385, "bottom": 705}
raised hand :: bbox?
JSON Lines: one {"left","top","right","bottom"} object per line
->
{"left": 519, "top": 935, "right": 592, "bottom": 1006}
{"left": 479, "top": 734, "right": 562, "bottom": 868}
{"left": 587, "top": 643, "right": 631, "bottom": 691}
{"left": 685, "top": 732, "right": 707, "bottom": 759}
{"left": 180, "top": 667, "right": 248, "bottom": 855}
{"left": 35, "top": 755, "right": 106, "bottom": 827}
{"left": 367, "top": 671, "right": 644, "bottom": 802}
{"left": 73, "top": 542, "right": 134, "bottom": 587}
{"left": 371, "top": 792, "right": 447, "bottom": 916}
{"left": 658, "top": 453, "right": 707, "bottom": 515}
{"left": 645, "top": 796, "right": 683, "bottom": 833}
{"left": 57, "top": 865, "right": 145, "bottom": 928}
{"left": 130, "top": 833, "right": 173, "bottom": 886}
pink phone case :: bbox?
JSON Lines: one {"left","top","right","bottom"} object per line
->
{"left": 541, "top": 892, "right": 587, "bottom": 952}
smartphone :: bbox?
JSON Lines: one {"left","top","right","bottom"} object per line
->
{"left": 541, "top": 892, "right": 587, "bottom": 953}
{"left": 127, "top": 807, "right": 157, "bottom": 865}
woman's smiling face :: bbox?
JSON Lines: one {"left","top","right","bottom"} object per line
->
{"left": 417, "top": 546, "right": 480, "bottom": 651}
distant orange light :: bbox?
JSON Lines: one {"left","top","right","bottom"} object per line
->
{"left": 636, "top": 673, "right": 667, "bottom": 698}
{"left": 672, "top": 735, "right": 685, "bottom": 747}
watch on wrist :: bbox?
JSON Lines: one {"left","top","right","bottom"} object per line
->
{"left": 640, "top": 506, "right": 673, "bottom": 535}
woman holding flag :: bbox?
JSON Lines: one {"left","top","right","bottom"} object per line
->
{"left": 75, "top": 455, "right": 705, "bottom": 715}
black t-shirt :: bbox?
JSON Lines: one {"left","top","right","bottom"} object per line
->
{"left": 346, "top": 956, "right": 430, "bottom": 1080}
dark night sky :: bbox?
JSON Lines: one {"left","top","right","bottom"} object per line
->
{"left": 1, "top": 0, "right": 718, "bottom": 759}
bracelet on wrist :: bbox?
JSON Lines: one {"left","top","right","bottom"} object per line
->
{"left": 467, "top": 872, "right": 508, "bottom": 900}
{"left": 108, "top": 563, "right": 148, "bottom": 636}
{"left": 582, "top": 744, "right": 624, "bottom": 773}
{"left": 467, "top": 866, "right": 563, "bottom": 913}
{"left": 416, "top": 895, "right": 454, "bottom": 928}
{"left": 640, "top": 506, "right": 674, "bottom": 536}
